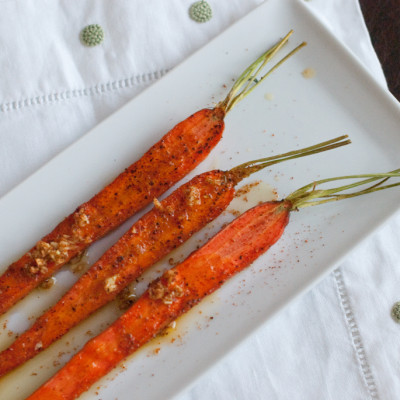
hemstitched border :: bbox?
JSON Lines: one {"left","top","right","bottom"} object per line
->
{"left": 0, "top": 69, "right": 169, "bottom": 112}
{"left": 333, "top": 268, "right": 379, "bottom": 400}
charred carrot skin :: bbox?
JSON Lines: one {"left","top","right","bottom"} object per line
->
{"left": 26, "top": 201, "right": 290, "bottom": 400}
{"left": 0, "top": 108, "right": 225, "bottom": 315}
{"left": 0, "top": 169, "right": 236, "bottom": 376}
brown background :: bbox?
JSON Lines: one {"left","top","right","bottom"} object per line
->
{"left": 359, "top": 0, "right": 400, "bottom": 101}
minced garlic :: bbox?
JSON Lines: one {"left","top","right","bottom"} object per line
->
{"left": 75, "top": 208, "right": 90, "bottom": 227}
{"left": 186, "top": 186, "right": 202, "bottom": 206}
{"left": 34, "top": 341, "right": 43, "bottom": 351}
{"left": 148, "top": 270, "right": 184, "bottom": 305}
{"left": 153, "top": 197, "right": 164, "bottom": 211}
{"left": 148, "top": 280, "right": 166, "bottom": 300}
{"left": 104, "top": 275, "right": 119, "bottom": 293}
{"left": 28, "top": 234, "right": 77, "bottom": 275}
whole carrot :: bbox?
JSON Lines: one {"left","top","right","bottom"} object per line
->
{"left": 26, "top": 170, "right": 400, "bottom": 400}
{"left": 0, "top": 136, "right": 349, "bottom": 377}
{"left": 0, "top": 31, "right": 306, "bottom": 315}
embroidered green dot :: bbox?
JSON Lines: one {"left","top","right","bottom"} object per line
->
{"left": 189, "top": 1, "right": 212, "bottom": 23}
{"left": 391, "top": 302, "right": 400, "bottom": 323}
{"left": 81, "top": 24, "right": 104, "bottom": 47}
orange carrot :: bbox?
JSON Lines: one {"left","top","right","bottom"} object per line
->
{"left": 0, "top": 31, "right": 306, "bottom": 315}
{"left": 0, "top": 136, "right": 349, "bottom": 377}
{"left": 26, "top": 170, "right": 400, "bottom": 400}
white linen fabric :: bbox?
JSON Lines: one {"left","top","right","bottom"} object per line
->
{"left": 0, "top": 1, "right": 398, "bottom": 399}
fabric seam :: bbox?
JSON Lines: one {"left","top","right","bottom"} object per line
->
{"left": 0, "top": 69, "right": 169, "bottom": 112}
{"left": 333, "top": 268, "right": 379, "bottom": 400}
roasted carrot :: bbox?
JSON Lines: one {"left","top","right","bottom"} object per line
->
{"left": 26, "top": 170, "right": 400, "bottom": 400}
{"left": 0, "top": 31, "right": 306, "bottom": 315}
{"left": 0, "top": 136, "right": 349, "bottom": 377}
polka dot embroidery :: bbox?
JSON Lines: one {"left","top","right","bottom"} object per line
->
{"left": 391, "top": 302, "right": 400, "bottom": 323}
{"left": 189, "top": 1, "right": 213, "bottom": 23}
{"left": 81, "top": 24, "right": 105, "bottom": 47}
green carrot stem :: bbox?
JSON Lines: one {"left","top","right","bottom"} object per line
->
{"left": 289, "top": 170, "right": 400, "bottom": 200}
{"left": 228, "top": 42, "right": 307, "bottom": 111}
{"left": 295, "top": 182, "right": 400, "bottom": 208}
{"left": 287, "top": 170, "right": 400, "bottom": 210}
{"left": 232, "top": 32, "right": 293, "bottom": 104}
{"left": 218, "top": 30, "right": 306, "bottom": 113}
{"left": 230, "top": 135, "right": 350, "bottom": 181}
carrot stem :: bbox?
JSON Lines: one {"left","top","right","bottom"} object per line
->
{"left": 218, "top": 30, "right": 306, "bottom": 113}
{"left": 230, "top": 135, "right": 350, "bottom": 181}
{"left": 287, "top": 169, "right": 400, "bottom": 209}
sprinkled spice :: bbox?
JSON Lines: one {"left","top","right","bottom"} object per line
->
{"left": 391, "top": 302, "right": 400, "bottom": 323}
{"left": 81, "top": 24, "right": 105, "bottom": 47}
{"left": 235, "top": 181, "right": 261, "bottom": 198}
{"left": 189, "top": 1, "right": 213, "bottom": 23}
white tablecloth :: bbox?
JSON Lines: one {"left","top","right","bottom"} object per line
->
{"left": 1, "top": 1, "right": 399, "bottom": 399}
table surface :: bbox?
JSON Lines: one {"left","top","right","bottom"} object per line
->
{"left": 359, "top": 0, "right": 400, "bottom": 100}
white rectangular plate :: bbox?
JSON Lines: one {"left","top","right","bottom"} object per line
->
{"left": 1, "top": 0, "right": 400, "bottom": 399}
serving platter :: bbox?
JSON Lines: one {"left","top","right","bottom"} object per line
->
{"left": 1, "top": 0, "right": 400, "bottom": 399}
